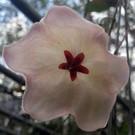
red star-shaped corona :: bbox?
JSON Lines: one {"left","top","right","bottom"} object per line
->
{"left": 58, "top": 50, "right": 89, "bottom": 81}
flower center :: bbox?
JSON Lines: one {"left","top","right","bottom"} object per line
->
{"left": 58, "top": 50, "right": 89, "bottom": 81}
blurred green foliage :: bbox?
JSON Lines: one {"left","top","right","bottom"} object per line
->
{"left": 85, "top": 0, "right": 109, "bottom": 13}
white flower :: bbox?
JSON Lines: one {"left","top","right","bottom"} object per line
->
{"left": 3, "top": 6, "right": 129, "bottom": 131}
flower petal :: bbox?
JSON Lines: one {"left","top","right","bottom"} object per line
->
{"left": 84, "top": 53, "right": 129, "bottom": 95}
{"left": 41, "top": 6, "right": 106, "bottom": 55}
{"left": 107, "top": 54, "right": 129, "bottom": 93}
{"left": 72, "top": 77, "right": 116, "bottom": 131}
{"left": 3, "top": 23, "right": 64, "bottom": 75}
{"left": 42, "top": 6, "right": 102, "bottom": 29}
{"left": 23, "top": 69, "right": 77, "bottom": 121}
{"left": 2, "top": 6, "right": 129, "bottom": 132}
{"left": 70, "top": 53, "right": 129, "bottom": 131}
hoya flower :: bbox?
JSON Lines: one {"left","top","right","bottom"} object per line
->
{"left": 3, "top": 6, "right": 129, "bottom": 131}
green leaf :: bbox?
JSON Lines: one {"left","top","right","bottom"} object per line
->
{"left": 118, "top": 122, "right": 129, "bottom": 135}
{"left": 85, "top": 1, "right": 109, "bottom": 13}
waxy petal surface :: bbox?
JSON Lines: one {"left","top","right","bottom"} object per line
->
{"left": 3, "top": 6, "right": 129, "bottom": 131}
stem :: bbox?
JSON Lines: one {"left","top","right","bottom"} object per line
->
{"left": 124, "top": 0, "right": 135, "bottom": 134}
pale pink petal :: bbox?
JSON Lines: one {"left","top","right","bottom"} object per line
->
{"left": 72, "top": 78, "right": 116, "bottom": 131}
{"left": 70, "top": 31, "right": 129, "bottom": 131}
{"left": 3, "top": 23, "right": 64, "bottom": 75}
{"left": 84, "top": 57, "right": 129, "bottom": 95}
{"left": 42, "top": 6, "right": 102, "bottom": 30}
{"left": 106, "top": 55, "right": 129, "bottom": 93}
{"left": 41, "top": 6, "right": 106, "bottom": 55}
{"left": 70, "top": 55, "right": 129, "bottom": 131}
{"left": 2, "top": 6, "right": 129, "bottom": 132}
{"left": 23, "top": 68, "right": 77, "bottom": 121}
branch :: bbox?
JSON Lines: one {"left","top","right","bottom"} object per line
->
{"left": 0, "top": 64, "right": 25, "bottom": 85}
{"left": 0, "top": 108, "right": 62, "bottom": 135}
{"left": 0, "top": 126, "right": 19, "bottom": 135}
{"left": 9, "top": 0, "right": 42, "bottom": 22}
